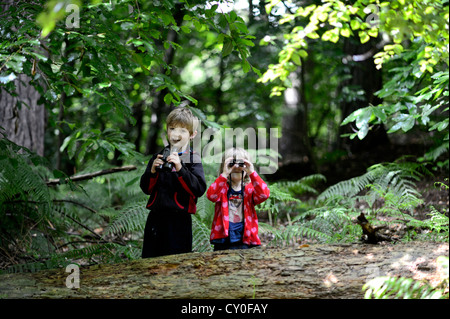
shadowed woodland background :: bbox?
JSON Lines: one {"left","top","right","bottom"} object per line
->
{"left": 0, "top": 0, "right": 448, "bottom": 298}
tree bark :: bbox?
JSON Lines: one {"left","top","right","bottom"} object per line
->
{"left": 0, "top": 75, "right": 45, "bottom": 156}
{"left": 0, "top": 242, "right": 447, "bottom": 299}
{"left": 0, "top": 1, "right": 46, "bottom": 157}
{"left": 276, "top": 66, "right": 316, "bottom": 180}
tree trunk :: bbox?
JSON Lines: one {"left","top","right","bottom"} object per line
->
{"left": 0, "top": 74, "right": 45, "bottom": 156}
{"left": 0, "top": 1, "right": 46, "bottom": 157}
{"left": 1, "top": 242, "right": 447, "bottom": 299}
{"left": 338, "top": 37, "right": 390, "bottom": 154}
{"left": 277, "top": 67, "right": 316, "bottom": 180}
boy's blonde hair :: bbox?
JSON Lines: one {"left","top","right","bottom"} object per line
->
{"left": 166, "top": 107, "right": 198, "bottom": 135}
{"left": 219, "top": 147, "right": 251, "bottom": 183}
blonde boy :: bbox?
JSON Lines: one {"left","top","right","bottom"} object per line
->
{"left": 140, "top": 107, "right": 206, "bottom": 258}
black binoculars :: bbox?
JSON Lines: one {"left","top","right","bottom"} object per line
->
{"left": 228, "top": 159, "right": 245, "bottom": 168}
{"left": 157, "top": 147, "right": 175, "bottom": 172}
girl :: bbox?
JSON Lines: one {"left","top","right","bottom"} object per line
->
{"left": 207, "top": 148, "right": 270, "bottom": 251}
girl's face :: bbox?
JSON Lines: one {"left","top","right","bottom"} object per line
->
{"left": 167, "top": 124, "right": 193, "bottom": 151}
{"left": 230, "top": 164, "right": 246, "bottom": 183}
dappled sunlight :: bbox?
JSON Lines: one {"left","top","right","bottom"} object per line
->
{"left": 323, "top": 272, "right": 339, "bottom": 288}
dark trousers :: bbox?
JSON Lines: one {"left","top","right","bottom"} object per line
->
{"left": 213, "top": 237, "right": 251, "bottom": 251}
{"left": 142, "top": 209, "right": 192, "bottom": 258}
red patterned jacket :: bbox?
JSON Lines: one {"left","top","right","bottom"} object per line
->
{"left": 207, "top": 171, "right": 270, "bottom": 246}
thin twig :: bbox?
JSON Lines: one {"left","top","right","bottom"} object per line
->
{"left": 46, "top": 165, "right": 137, "bottom": 186}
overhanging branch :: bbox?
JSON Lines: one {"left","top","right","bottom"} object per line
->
{"left": 46, "top": 165, "right": 137, "bottom": 186}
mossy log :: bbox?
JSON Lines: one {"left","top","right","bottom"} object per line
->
{"left": 0, "top": 242, "right": 447, "bottom": 299}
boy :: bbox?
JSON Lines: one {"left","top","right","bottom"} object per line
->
{"left": 140, "top": 107, "right": 206, "bottom": 258}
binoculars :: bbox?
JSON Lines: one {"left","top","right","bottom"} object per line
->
{"left": 228, "top": 159, "right": 245, "bottom": 168}
{"left": 157, "top": 147, "right": 176, "bottom": 172}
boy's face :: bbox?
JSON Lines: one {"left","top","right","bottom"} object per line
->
{"left": 167, "top": 124, "right": 193, "bottom": 151}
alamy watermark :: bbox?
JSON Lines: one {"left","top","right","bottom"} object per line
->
{"left": 65, "top": 4, "right": 80, "bottom": 29}
{"left": 364, "top": 4, "right": 380, "bottom": 28}
{"left": 161, "top": 122, "right": 280, "bottom": 174}
{"left": 65, "top": 263, "right": 80, "bottom": 289}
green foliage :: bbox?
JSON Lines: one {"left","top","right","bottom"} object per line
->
{"left": 1, "top": 0, "right": 259, "bottom": 172}
{"left": 363, "top": 256, "right": 449, "bottom": 299}
{"left": 261, "top": 0, "right": 449, "bottom": 166}
{"left": 262, "top": 0, "right": 448, "bottom": 92}
{"left": 317, "top": 159, "right": 428, "bottom": 211}
{"left": 316, "top": 159, "right": 449, "bottom": 242}
{"left": 0, "top": 139, "right": 146, "bottom": 273}
{"left": 261, "top": 158, "right": 448, "bottom": 246}
{"left": 0, "top": 136, "right": 55, "bottom": 265}
{"left": 258, "top": 174, "right": 326, "bottom": 225}
{"left": 192, "top": 195, "right": 214, "bottom": 253}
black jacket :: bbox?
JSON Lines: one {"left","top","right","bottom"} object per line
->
{"left": 140, "top": 147, "right": 206, "bottom": 214}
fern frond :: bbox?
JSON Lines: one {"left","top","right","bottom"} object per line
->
{"left": 259, "top": 221, "right": 332, "bottom": 247}
{"left": 363, "top": 275, "right": 447, "bottom": 299}
{"left": 317, "top": 161, "right": 427, "bottom": 212}
{"left": 104, "top": 200, "right": 148, "bottom": 235}
{"left": 275, "top": 174, "right": 327, "bottom": 196}
{"left": 192, "top": 214, "right": 213, "bottom": 252}
{"left": 317, "top": 170, "right": 377, "bottom": 203}
{"left": 423, "top": 141, "right": 449, "bottom": 162}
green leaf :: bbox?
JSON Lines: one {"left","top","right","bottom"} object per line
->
{"left": 340, "top": 27, "right": 351, "bottom": 37}
{"left": 350, "top": 19, "right": 361, "bottom": 30}
{"left": 0, "top": 73, "right": 17, "bottom": 84}
{"left": 372, "top": 107, "right": 387, "bottom": 122}
{"left": 242, "top": 60, "right": 251, "bottom": 73}
{"left": 222, "top": 37, "right": 234, "bottom": 57}
{"left": 291, "top": 53, "right": 301, "bottom": 66}
{"left": 164, "top": 93, "right": 173, "bottom": 105}
{"left": 357, "top": 123, "right": 369, "bottom": 139}
{"left": 359, "top": 31, "right": 370, "bottom": 44}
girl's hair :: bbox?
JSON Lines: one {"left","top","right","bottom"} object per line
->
{"left": 166, "top": 107, "right": 199, "bottom": 135}
{"left": 219, "top": 147, "right": 251, "bottom": 183}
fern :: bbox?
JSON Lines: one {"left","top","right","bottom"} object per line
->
{"left": 317, "top": 160, "right": 429, "bottom": 207}
{"left": 0, "top": 137, "right": 55, "bottom": 262}
{"left": 258, "top": 174, "right": 326, "bottom": 225}
{"left": 260, "top": 222, "right": 332, "bottom": 246}
{"left": 317, "top": 161, "right": 429, "bottom": 220}
{"left": 363, "top": 256, "right": 449, "bottom": 299}
{"left": 192, "top": 214, "right": 213, "bottom": 252}
{"left": 104, "top": 200, "right": 148, "bottom": 235}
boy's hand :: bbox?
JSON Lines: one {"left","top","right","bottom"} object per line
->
{"left": 150, "top": 154, "right": 164, "bottom": 174}
{"left": 167, "top": 152, "right": 182, "bottom": 172}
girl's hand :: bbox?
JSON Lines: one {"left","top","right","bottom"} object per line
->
{"left": 243, "top": 159, "right": 255, "bottom": 175}
{"left": 221, "top": 157, "right": 234, "bottom": 178}
{"left": 167, "top": 152, "right": 182, "bottom": 171}
{"left": 150, "top": 154, "right": 164, "bottom": 174}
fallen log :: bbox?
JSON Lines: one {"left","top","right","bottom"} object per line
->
{"left": 0, "top": 242, "right": 447, "bottom": 299}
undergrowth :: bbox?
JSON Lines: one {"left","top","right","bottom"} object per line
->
{"left": 363, "top": 256, "right": 449, "bottom": 299}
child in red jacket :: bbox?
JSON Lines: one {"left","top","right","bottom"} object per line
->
{"left": 207, "top": 147, "right": 270, "bottom": 251}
